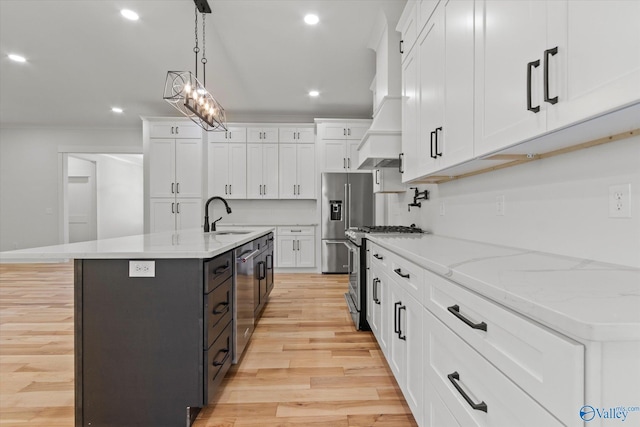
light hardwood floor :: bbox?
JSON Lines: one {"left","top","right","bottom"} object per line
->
{"left": 0, "top": 262, "right": 416, "bottom": 426}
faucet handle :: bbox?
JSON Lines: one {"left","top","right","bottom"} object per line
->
{"left": 212, "top": 217, "right": 223, "bottom": 231}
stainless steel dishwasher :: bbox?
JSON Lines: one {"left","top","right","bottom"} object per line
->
{"left": 233, "top": 243, "right": 258, "bottom": 362}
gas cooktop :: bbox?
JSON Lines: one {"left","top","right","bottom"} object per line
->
{"left": 357, "top": 225, "right": 424, "bottom": 234}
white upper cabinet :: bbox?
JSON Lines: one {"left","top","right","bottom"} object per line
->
{"left": 207, "top": 126, "right": 247, "bottom": 143}
{"left": 246, "top": 143, "right": 279, "bottom": 199}
{"left": 475, "top": 0, "right": 640, "bottom": 157}
{"left": 149, "top": 138, "right": 202, "bottom": 199}
{"left": 400, "top": 47, "right": 419, "bottom": 181}
{"left": 398, "top": 1, "right": 418, "bottom": 64}
{"left": 279, "top": 144, "right": 316, "bottom": 199}
{"left": 247, "top": 127, "right": 279, "bottom": 143}
{"left": 545, "top": 0, "right": 640, "bottom": 130}
{"left": 279, "top": 126, "right": 315, "bottom": 144}
{"left": 317, "top": 120, "right": 371, "bottom": 172}
{"left": 208, "top": 142, "right": 247, "bottom": 199}
{"left": 322, "top": 122, "right": 369, "bottom": 141}
{"left": 149, "top": 121, "right": 202, "bottom": 139}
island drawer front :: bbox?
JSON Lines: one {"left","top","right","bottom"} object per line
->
{"left": 424, "top": 309, "right": 564, "bottom": 427}
{"left": 368, "top": 241, "right": 391, "bottom": 270}
{"left": 205, "top": 251, "right": 233, "bottom": 293}
{"left": 424, "top": 269, "right": 584, "bottom": 426}
{"left": 205, "top": 277, "right": 232, "bottom": 348}
{"left": 254, "top": 232, "right": 274, "bottom": 250}
{"left": 205, "top": 321, "right": 233, "bottom": 404}
{"left": 277, "top": 226, "right": 314, "bottom": 235}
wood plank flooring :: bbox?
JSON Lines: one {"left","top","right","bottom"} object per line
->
{"left": 0, "top": 263, "right": 416, "bottom": 426}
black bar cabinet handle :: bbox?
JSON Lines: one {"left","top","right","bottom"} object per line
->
{"left": 447, "top": 372, "right": 488, "bottom": 412}
{"left": 394, "top": 301, "right": 402, "bottom": 334}
{"left": 394, "top": 268, "right": 410, "bottom": 279}
{"left": 372, "top": 278, "right": 379, "bottom": 303}
{"left": 373, "top": 254, "right": 383, "bottom": 260}
{"left": 430, "top": 130, "right": 437, "bottom": 159}
{"left": 399, "top": 40, "right": 404, "bottom": 54}
{"left": 544, "top": 47, "right": 558, "bottom": 105}
{"left": 447, "top": 304, "right": 488, "bottom": 331}
{"left": 398, "top": 153, "right": 404, "bottom": 173}
{"left": 212, "top": 347, "right": 230, "bottom": 367}
{"left": 398, "top": 305, "right": 406, "bottom": 340}
{"left": 213, "top": 261, "right": 230, "bottom": 275}
{"left": 212, "top": 299, "right": 229, "bottom": 315}
{"left": 527, "top": 59, "right": 541, "bottom": 113}
{"left": 435, "top": 127, "right": 443, "bottom": 157}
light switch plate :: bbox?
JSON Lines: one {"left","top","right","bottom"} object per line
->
{"left": 129, "top": 260, "right": 155, "bottom": 277}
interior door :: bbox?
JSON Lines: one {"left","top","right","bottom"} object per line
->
{"left": 67, "top": 156, "right": 97, "bottom": 243}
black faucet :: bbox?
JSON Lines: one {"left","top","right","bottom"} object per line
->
{"left": 408, "top": 187, "right": 429, "bottom": 212}
{"left": 204, "top": 196, "right": 232, "bottom": 232}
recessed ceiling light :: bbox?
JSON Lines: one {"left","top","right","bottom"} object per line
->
{"left": 309, "top": 90, "right": 320, "bottom": 97}
{"left": 304, "top": 14, "right": 319, "bottom": 25}
{"left": 111, "top": 107, "right": 124, "bottom": 113}
{"left": 120, "top": 9, "right": 139, "bottom": 21}
{"left": 8, "top": 54, "right": 26, "bottom": 63}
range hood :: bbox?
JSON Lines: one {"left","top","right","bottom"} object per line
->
{"left": 357, "top": 10, "right": 402, "bottom": 171}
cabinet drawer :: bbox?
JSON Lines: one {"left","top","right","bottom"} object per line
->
{"left": 204, "top": 322, "right": 232, "bottom": 404}
{"left": 204, "top": 277, "right": 232, "bottom": 348}
{"left": 368, "top": 241, "right": 390, "bottom": 270}
{"left": 424, "top": 270, "right": 583, "bottom": 426}
{"left": 424, "top": 310, "right": 563, "bottom": 427}
{"left": 387, "top": 250, "right": 424, "bottom": 303}
{"left": 276, "top": 226, "right": 314, "bottom": 235}
{"left": 204, "top": 251, "right": 233, "bottom": 293}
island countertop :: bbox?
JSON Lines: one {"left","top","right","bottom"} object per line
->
{"left": 367, "top": 233, "right": 640, "bottom": 342}
{"left": 0, "top": 227, "right": 274, "bottom": 261}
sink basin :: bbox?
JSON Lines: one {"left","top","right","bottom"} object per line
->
{"left": 210, "top": 230, "right": 251, "bottom": 235}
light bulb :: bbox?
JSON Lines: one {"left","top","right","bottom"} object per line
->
{"left": 304, "top": 14, "right": 319, "bottom": 25}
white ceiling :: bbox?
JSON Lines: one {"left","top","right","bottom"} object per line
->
{"left": 0, "top": 0, "right": 405, "bottom": 129}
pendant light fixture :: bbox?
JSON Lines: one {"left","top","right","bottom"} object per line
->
{"left": 163, "top": 0, "right": 227, "bottom": 132}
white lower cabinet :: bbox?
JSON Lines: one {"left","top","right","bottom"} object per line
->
{"left": 423, "top": 308, "right": 563, "bottom": 427}
{"left": 275, "top": 226, "right": 315, "bottom": 268}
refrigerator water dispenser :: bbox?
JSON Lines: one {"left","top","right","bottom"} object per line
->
{"left": 330, "top": 200, "right": 343, "bottom": 221}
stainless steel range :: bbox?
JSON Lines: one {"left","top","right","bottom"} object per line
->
{"left": 344, "top": 225, "right": 424, "bottom": 330}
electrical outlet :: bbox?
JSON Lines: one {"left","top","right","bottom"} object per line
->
{"left": 129, "top": 260, "right": 155, "bottom": 277}
{"left": 496, "top": 195, "right": 505, "bottom": 216}
{"left": 439, "top": 201, "right": 446, "bottom": 216}
{"left": 609, "top": 184, "right": 631, "bottom": 218}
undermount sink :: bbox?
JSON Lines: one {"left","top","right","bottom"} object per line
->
{"left": 210, "top": 230, "right": 251, "bottom": 235}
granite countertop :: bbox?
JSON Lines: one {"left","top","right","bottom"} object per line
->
{"left": 367, "top": 234, "right": 640, "bottom": 342}
{"left": 0, "top": 227, "right": 274, "bottom": 261}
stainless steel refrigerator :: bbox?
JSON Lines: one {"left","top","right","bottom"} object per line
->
{"left": 321, "top": 172, "right": 373, "bottom": 273}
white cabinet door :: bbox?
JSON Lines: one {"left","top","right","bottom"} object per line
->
{"left": 323, "top": 141, "right": 348, "bottom": 172}
{"left": 278, "top": 143, "right": 297, "bottom": 198}
{"left": 246, "top": 144, "right": 264, "bottom": 199}
{"left": 296, "top": 235, "right": 315, "bottom": 268}
{"left": 149, "top": 198, "right": 176, "bottom": 233}
{"left": 417, "top": 17, "right": 444, "bottom": 175}
{"left": 208, "top": 126, "right": 247, "bottom": 143}
{"left": 424, "top": 380, "right": 467, "bottom": 427}
{"left": 547, "top": 0, "right": 640, "bottom": 130}
{"left": 262, "top": 144, "right": 279, "bottom": 199}
{"left": 404, "top": 293, "right": 424, "bottom": 425}
{"left": 149, "top": 122, "right": 201, "bottom": 138}
{"left": 346, "top": 141, "right": 360, "bottom": 171}
{"left": 388, "top": 280, "right": 406, "bottom": 383}
{"left": 374, "top": 168, "right": 404, "bottom": 193}
{"left": 401, "top": 48, "right": 419, "bottom": 182}
{"left": 346, "top": 123, "right": 369, "bottom": 141}
{"left": 208, "top": 143, "right": 230, "bottom": 197}
{"left": 175, "top": 139, "right": 202, "bottom": 198}
{"left": 474, "top": 0, "right": 548, "bottom": 156}
{"left": 296, "top": 144, "right": 316, "bottom": 198}
{"left": 149, "top": 139, "right": 175, "bottom": 198}
{"left": 227, "top": 143, "right": 247, "bottom": 199}
{"left": 247, "top": 128, "right": 278, "bottom": 143}
{"left": 276, "top": 235, "right": 296, "bottom": 267}
{"left": 175, "top": 198, "right": 202, "bottom": 231}
{"left": 323, "top": 123, "right": 350, "bottom": 140}
{"left": 296, "top": 127, "right": 315, "bottom": 143}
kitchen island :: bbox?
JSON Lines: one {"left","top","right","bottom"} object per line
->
{"left": 1, "top": 227, "right": 275, "bottom": 427}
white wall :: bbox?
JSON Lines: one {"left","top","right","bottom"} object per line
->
{"left": 0, "top": 127, "right": 141, "bottom": 251}
{"left": 215, "top": 199, "right": 317, "bottom": 226}
{"left": 385, "top": 136, "right": 640, "bottom": 268}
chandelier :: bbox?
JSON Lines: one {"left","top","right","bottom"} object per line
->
{"left": 163, "top": 0, "right": 227, "bottom": 132}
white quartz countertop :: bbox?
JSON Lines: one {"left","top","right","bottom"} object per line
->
{"left": 367, "top": 234, "right": 640, "bottom": 342}
{"left": 0, "top": 227, "right": 274, "bottom": 261}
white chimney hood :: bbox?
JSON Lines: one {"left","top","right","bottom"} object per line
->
{"left": 357, "top": 10, "right": 402, "bottom": 170}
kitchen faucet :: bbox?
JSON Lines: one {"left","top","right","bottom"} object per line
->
{"left": 204, "top": 196, "right": 232, "bottom": 232}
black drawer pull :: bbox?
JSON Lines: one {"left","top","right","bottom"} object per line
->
{"left": 447, "top": 305, "right": 487, "bottom": 331}
{"left": 447, "top": 372, "right": 488, "bottom": 412}
{"left": 373, "top": 253, "right": 383, "bottom": 260}
{"left": 212, "top": 348, "right": 230, "bottom": 367}
{"left": 212, "top": 300, "right": 229, "bottom": 315}
{"left": 398, "top": 305, "right": 406, "bottom": 341}
{"left": 213, "top": 262, "right": 230, "bottom": 275}
{"left": 394, "top": 268, "right": 410, "bottom": 279}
